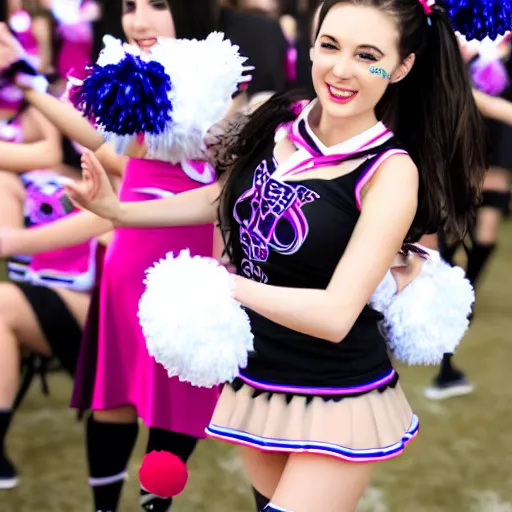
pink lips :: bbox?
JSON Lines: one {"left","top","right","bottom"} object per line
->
{"left": 326, "top": 84, "right": 358, "bottom": 104}
{"left": 135, "top": 38, "right": 158, "bottom": 50}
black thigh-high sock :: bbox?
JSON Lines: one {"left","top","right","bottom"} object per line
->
{"left": 253, "top": 487, "right": 271, "bottom": 511}
{"left": 140, "top": 428, "right": 199, "bottom": 511}
{"left": 0, "top": 410, "right": 13, "bottom": 460}
{"left": 0, "top": 410, "right": 16, "bottom": 478}
{"left": 466, "top": 240, "right": 496, "bottom": 289}
{"left": 86, "top": 414, "right": 139, "bottom": 512}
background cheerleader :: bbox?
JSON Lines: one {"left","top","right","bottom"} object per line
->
{"left": 426, "top": 35, "right": 512, "bottom": 400}
{"left": 0, "top": 167, "right": 100, "bottom": 491}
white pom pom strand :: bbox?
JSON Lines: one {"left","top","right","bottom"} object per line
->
{"left": 147, "top": 33, "right": 252, "bottom": 163}
{"left": 96, "top": 35, "right": 130, "bottom": 67}
{"left": 138, "top": 249, "right": 254, "bottom": 388}
{"left": 370, "top": 251, "right": 474, "bottom": 366}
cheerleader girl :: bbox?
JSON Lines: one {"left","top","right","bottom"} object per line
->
{"left": 0, "top": 7, "right": 100, "bottom": 488}
{"left": 0, "top": 1, "right": 247, "bottom": 511}
{"left": 0, "top": 169, "right": 100, "bottom": 490}
{"left": 63, "top": 0, "right": 496, "bottom": 509}
{"left": 425, "top": 36, "right": 512, "bottom": 400}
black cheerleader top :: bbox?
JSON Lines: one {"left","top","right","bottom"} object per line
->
{"left": 230, "top": 101, "right": 408, "bottom": 397}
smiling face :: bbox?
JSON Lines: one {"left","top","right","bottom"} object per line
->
{"left": 311, "top": 3, "right": 406, "bottom": 125}
{"left": 122, "top": 0, "right": 176, "bottom": 52}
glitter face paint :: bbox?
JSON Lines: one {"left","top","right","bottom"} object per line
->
{"left": 369, "top": 66, "right": 391, "bottom": 80}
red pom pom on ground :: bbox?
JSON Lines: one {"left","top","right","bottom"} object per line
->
{"left": 139, "top": 451, "right": 189, "bottom": 498}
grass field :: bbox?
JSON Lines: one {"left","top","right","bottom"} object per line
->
{"left": 2, "top": 222, "right": 512, "bottom": 512}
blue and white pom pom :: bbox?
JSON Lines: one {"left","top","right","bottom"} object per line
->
{"left": 69, "top": 35, "right": 174, "bottom": 154}
{"left": 439, "top": 0, "right": 512, "bottom": 41}
{"left": 138, "top": 250, "right": 254, "bottom": 388}
{"left": 370, "top": 248, "right": 474, "bottom": 365}
{"left": 69, "top": 33, "right": 251, "bottom": 161}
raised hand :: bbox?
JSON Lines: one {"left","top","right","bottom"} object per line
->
{"left": 64, "top": 150, "right": 121, "bottom": 221}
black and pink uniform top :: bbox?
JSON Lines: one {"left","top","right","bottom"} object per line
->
{"left": 230, "top": 100, "right": 409, "bottom": 398}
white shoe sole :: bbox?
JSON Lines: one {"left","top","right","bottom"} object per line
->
{"left": 424, "top": 383, "right": 475, "bottom": 400}
{"left": 0, "top": 476, "right": 20, "bottom": 490}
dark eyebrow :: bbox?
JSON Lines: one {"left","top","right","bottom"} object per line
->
{"left": 359, "top": 45, "right": 385, "bottom": 57}
{"left": 321, "top": 35, "right": 339, "bottom": 44}
{"left": 320, "top": 35, "right": 385, "bottom": 57}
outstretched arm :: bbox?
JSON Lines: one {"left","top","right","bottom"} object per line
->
{"left": 0, "top": 23, "right": 123, "bottom": 170}
{"left": 0, "top": 211, "right": 113, "bottom": 258}
{"left": 232, "top": 154, "right": 419, "bottom": 343}
{"left": 23, "top": 88, "right": 105, "bottom": 151}
{"left": 473, "top": 89, "right": 512, "bottom": 125}
{"left": 21, "top": 89, "right": 127, "bottom": 175}
{"left": 65, "top": 151, "right": 220, "bottom": 228}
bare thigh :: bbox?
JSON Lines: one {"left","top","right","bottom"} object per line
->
{"left": 239, "top": 446, "right": 289, "bottom": 499}
{"left": 0, "top": 282, "right": 54, "bottom": 407}
{"left": 0, "top": 284, "right": 90, "bottom": 359}
{"left": 0, "top": 282, "right": 52, "bottom": 355}
{"left": 271, "top": 454, "right": 374, "bottom": 512}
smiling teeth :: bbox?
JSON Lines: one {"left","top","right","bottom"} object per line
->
{"left": 330, "top": 88, "right": 354, "bottom": 98}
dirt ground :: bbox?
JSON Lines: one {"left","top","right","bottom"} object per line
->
{"left": 2, "top": 222, "right": 512, "bottom": 512}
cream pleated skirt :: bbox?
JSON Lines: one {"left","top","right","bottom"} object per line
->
{"left": 206, "top": 381, "right": 418, "bottom": 462}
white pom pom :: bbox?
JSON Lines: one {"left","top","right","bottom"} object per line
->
{"left": 138, "top": 250, "right": 254, "bottom": 388}
{"left": 368, "top": 269, "right": 397, "bottom": 313}
{"left": 370, "top": 252, "right": 474, "bottom": 366}
{"left": 146, "top": 33, "right": 252, "bottom": 163}
{"left": 96, "top": 36, "right": 129, "bottom": 67}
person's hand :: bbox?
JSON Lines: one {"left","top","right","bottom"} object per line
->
{"left": 64, "top": 150, "right": 121, "bottom": 221}
{"left": 0, "top": 23, "right": 47, "bottom": 92}
{"left": 456, "top": 34, "right": 479, "bottom": 63}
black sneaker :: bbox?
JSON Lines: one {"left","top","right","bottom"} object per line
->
{"left": 424, "top": 373, "right": 475, "bottom": 400}
{"left": 0, "top": 456, "right": 19, "bottom": 490}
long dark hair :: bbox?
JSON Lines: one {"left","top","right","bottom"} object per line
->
{"left": 0, "top": 0, "right": 8, "bottom": 23}
{"left": 219, "top": 0, "right": 486, "bottom": 256}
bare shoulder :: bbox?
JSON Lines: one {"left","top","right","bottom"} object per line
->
{"left": 361, "top": 152, "right": 418, "bottom": 208}
{"left": 369, "top": 152, "right": 418, "bottom": 190}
